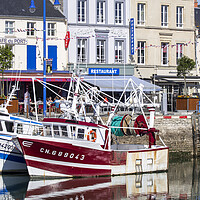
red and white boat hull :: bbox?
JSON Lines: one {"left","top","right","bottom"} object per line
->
{"left": 15, "top": 135, "right": 169, "bottom": 177}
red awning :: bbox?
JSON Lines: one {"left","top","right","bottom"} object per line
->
{"left": 1, "top": 78, "right": 72, "bottom": 82}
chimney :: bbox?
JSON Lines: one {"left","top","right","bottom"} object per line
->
{"left": 194, "top": 0, "right": 198, "bottom": 8}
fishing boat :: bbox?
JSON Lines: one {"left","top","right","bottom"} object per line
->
{"left": 11, "top": 76, "right": 168, "bottom": 177}
{"left": 1, "top": 76, "right": 168, "bottom": 177}
{"left": 0, "top": 87, "right": 27, "bottom": 174}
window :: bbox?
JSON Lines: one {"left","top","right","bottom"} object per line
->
{"left": 77, "top": 128, "right": 85, "bottom": 139}
{"left": 161, "top": 42, "right": 169, "bottom": 65}
{"left": 137, "top": 3, "right": 145, "bottom": 25}
{"left": 44, "top": 125, "right": 52, "bottom": 136}
{"left": 53, "top": 125, "right": 59, "bottom": 136}
{"left": 5, "top": 122, "right": 14, "bottom": 133}
{"left": 176, "top": 43, "right": 183, "bottom": 64}
{"left": 48, "top": 23, "right": 56, "bottom": 36}
{"left": 77, "top": 39, "right": 87, "bottom": 63}
{"left": 115, "top": 1, "right": 124, "bottom": 24}
{"left": 97, "top": 40, "right": 106, "bottom": 63}
{"left": 176, "top": 6, "right": 183, "bottom": 28}
{"left": 5, "top": 21, "right": 14, "bottom": 35}
{"left": 27, "top": 22, "right": 35, "bottom": 36}
{"left": 70, "top": 126, "right": 76, "bottom": 138}
{"left": 61, "top": 126, "right": 68, "bottom": 137}
{"left": 78, "top": 0, "right": 87, "bottom": 23}
{"left": 0, "top": 121, "right": 3, "bottom": 131}
{"left": 97, "top": 1, "right": 105, "bottom": 24}
{"left": 137, "top": 41, "right": 145, "bottom": 64}
{"left": 115, "top": 40, "right": 124, "bottom": 63}
{"left": 161, "top": 5, "right": 168, "bottom": 27}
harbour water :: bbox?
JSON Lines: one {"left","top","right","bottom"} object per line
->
{"left": 0, "top": 158, "right": 199, "bottom": 200}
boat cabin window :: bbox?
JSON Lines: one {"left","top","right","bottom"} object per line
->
{"left": 44, "top": 125, "right": 52, "bottom": 136}
{"left": 61, "top": 126, "right": 68, "bottom": 137}
{"left": 17, "top": 123, "right": 23, "bottom": 134}
{"left": 0, "top": 121, "right": 2, "bottom": 131}
{"left": 77, "top": 128, "right": 85, "bottom": 139}
{"left": 5, "top": 121, "right": 14, "bottom": 133}
{"left": 70, "top": 126, "right": 76, "bottom": 138}
{"left": 53, "top": 126, "right": 59, "bottom": 136}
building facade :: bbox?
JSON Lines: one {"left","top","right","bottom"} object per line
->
{"left": 131, "top": 0, "right": 196, "bottom": 111}
{"left": 0, "top": 0, "right": 69, "bottom": 99}
{"left": 131, "top": 0, "right": 195, "bottom": 78}
{"left": 63, "top": 0, "right": 134, "bottom": 76}
{"left": 0, "top": 0, "right": 68, "bottom": 72}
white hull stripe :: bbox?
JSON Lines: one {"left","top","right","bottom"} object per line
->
{"left": 25, "top": 155, "right": 111, "bottom": 170}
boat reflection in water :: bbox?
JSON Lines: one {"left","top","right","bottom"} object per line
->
{"left": 0, "top": 172, "right": 168, "bottom": 200}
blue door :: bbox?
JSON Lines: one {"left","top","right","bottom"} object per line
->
{"left": 48, "top": 46, "right": 57, "bottom": 71}
{"left": 27, "top": 45, "right": 36, "bottom": 70}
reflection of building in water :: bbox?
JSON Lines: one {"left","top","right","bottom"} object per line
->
{"left": 0, "top": 173, "right": 168, "bottom": 199}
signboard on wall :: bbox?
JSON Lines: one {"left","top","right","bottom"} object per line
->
{"left": 89, "top": 68, "right": 119, "bottom": 75}
{"left": 130, "top": 18, "right": 134, "bottom": 55}
{"left": 0, "top": 37, "right": 27, "bottom": 45}
{"left": 64, "top": 31, "right": 70, "bottom": 49}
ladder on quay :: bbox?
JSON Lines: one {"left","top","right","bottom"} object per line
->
{"left": 192, "top": 113, "right": 200, "bottom": 157}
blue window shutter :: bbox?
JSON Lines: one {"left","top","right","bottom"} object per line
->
{"left": 48, "top": 45, "right": 57, "bottom": 71}
{"left": 27, "top": 45, "right": 36, "bottom": 70}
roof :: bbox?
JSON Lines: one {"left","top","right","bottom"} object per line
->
{"left": 81, "top": 76, "right": 161, "bottom": 92}
{"left": 0, "top": 0, "right": 65, "bottom": 19}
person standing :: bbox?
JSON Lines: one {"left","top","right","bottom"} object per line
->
{"left": 24, "top": 86, "right": 30, "bottom": 115}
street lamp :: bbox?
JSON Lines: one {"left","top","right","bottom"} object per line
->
{"left": 29, "top": 0, "right": 60, "bottom": 117}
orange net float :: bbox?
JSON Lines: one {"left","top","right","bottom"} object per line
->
{"left": 87, "top": 130, "right": 97, "bottom": 142}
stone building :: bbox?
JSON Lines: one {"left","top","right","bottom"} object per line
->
{"left": 131, "top": 0, "right": 196, "bottom": 111}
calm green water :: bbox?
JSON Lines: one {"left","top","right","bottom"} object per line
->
{"left": 0, "top": 158, "right": 199, "bottom": 200}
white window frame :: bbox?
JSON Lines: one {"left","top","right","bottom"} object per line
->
{"left": 137, "top": 41, "right": 145, "bottom": 65}
{"left": 5, "top": 21, "right": 14, "bottom": 35}
{"left": 115, "top": 1, "right": 124, "bottom": 25}
{"left": 48, "top": 23, "right": 56, "bottom": 37}
{"left": 115, "top": 40, "right": 124, "bottom": 63}
{"left": 77, "top": 38, "right": 87, "bottom": 63}
{"left": 161, "top": 42, "right": 169, "bottom": 66}
{"left": 161, "top": 5, "right": 168, "bottom": 27}
{"left": 97, "top": 40, "right": 106, "bottom": 63}
{"left": 97, "top": 1, "right": 106, "bottom": 24}
{"left": 176, "top": 43, "right": 183, "bottom": 64}
{"left": 27, "top": 22, "right": 35, "bottom": 36}
{"left": 78, "top": 0, "right": 87, "bottom": 23}
{"left": 176, "top": 6, "right": 183, "bottom": 28}
{"left": 137, "top": 3, "right": 145, "bottom": 26}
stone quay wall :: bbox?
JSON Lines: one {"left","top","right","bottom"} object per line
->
{"left": 115, "top": 116, "right": 193, "bottom": 154}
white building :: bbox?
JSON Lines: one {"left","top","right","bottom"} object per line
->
{"left": 0, "top": 0, "right": 67, "bottom": 73}
{"left": 63, "top": 0, "right": 134, "bottom": 76}
{"left": 0, "top": 0, "right": 68, "bottom": 99}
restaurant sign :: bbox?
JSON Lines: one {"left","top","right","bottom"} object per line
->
{"left": 89, "top": 68, "right": 119, "bottom": 75}
{"left": 0, "top": 37, "right": 27, "bottom": 45}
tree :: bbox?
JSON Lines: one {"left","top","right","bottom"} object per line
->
{"left": 0, "top": 45, "right": 14, "bottom": 97}
{"left": 177, "top": 55, "right": 195, "bottom": 96}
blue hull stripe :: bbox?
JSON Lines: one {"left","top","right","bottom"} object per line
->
{"left": 0, "top": 152, "right": 26, "bottom": 164}
{"left": 0, "top": 135, "right": 11, "bottom": 138}
{"left": 10, "top": 116, "right": 42, "bottom": 125}
{"left": 0, "top": 188, "right": 8, "bottom": 194}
